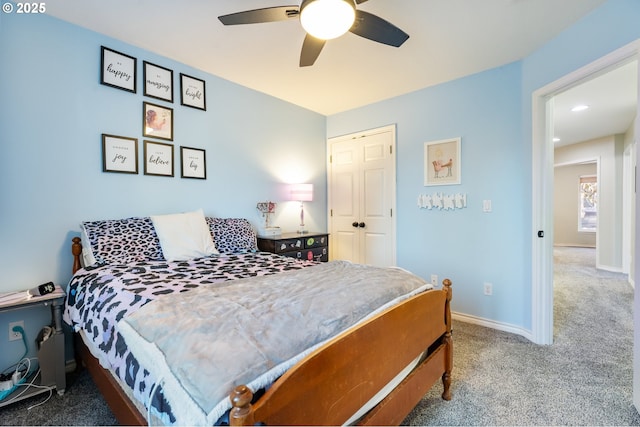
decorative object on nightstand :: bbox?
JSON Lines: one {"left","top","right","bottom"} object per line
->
{"left": 256, "top": 201, "right": 281, "bottom": 236}
{"left": 289, "top": 183, "right": 313, "bottom": 234}
{"left": 257, "top": 232, "right": 328, "bottom": 262}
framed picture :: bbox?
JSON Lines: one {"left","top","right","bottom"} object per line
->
{"left": 424, "top": 137, "right": 461, "bottom": 186}
{"left": 144, "top": 140, "right": 174, "bottom": 177}
{"left": 143, "top": 102, "right": 173, "bottom": 141}
{"left": 180, "top": 146, "right": 206, "bottom": 179}
{"left": 143, "top": 61, "right": 173, "bottom": 102}
{"left": 101, "top": 46, "right": 136, "bottom": 93}
{"left": 180, "top": 73, "right": 206, "bottom": 110}
{"left": 102, "top": 134, "right": 138, "bottom": 174}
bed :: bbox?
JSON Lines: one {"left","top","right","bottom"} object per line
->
{"left": 64, "top": 210, "right": 453, "bottom": 425}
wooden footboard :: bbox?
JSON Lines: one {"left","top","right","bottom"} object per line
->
{"left": 229, "top": 279, "right": 452, "bottom": 426}
{"left": 70, "top": 237, "right": 452, "bottom": 426}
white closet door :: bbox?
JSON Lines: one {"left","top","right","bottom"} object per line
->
{"left": 330, "top": 137, "right": 360, "bottom": 263}
{"left": 328, "top": 125, "right": 396, "bottom": 267}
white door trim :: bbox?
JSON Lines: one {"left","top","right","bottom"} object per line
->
{"left": 623, "top": 143, "right": 634, "bottom": 276}
{"left": 531, "top": 39, "right": 640, "bottom": 345}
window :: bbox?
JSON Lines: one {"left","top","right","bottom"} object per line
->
{"left": 578, "top": 175, "right": 597, "bottom": 232}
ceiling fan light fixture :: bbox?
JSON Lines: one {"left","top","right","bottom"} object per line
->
{"left": 300, "top": 0, "right": 355, "bottom": 40}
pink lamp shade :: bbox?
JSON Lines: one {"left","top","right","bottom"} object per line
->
{"left": 289, "top": 184, "right": 314, "bottom": 202}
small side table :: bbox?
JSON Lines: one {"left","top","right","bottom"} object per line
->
{"left": 257, "top": 232, "right": 329, "bottom": 262}
{"left": 0, "top": 286, "right": 66, "bottom": 407}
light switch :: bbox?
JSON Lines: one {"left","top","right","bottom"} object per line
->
{"left": 483, "top": 200, "right": 492, "bottom": 212}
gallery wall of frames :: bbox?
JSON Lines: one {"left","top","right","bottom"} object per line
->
{"left": 100, "top": 46, "right": 207, "bottom": 180}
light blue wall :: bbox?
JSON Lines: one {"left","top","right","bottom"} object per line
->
{"left": 328, "top": 0, "right": 640, "bottom": 331}
{"left": 2, "top": 0, "right": 639, "bottom": 357}
{"left": 0, "top": 13, "right": 327, "bottom": 293}
{"left": 328, "top": 63, "right": 527, "bottom": 328}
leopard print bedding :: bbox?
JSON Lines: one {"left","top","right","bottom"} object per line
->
{"left": 82, "top": 217, "right": 164, "bottom": 264}
{"left": 206, "top": 217, "right": 258, "bottom": 254}
{"left": 63, "top": 252, "right": 317, "bottom": 424}
{"left": 82, "top": 216, "right": 259, "bottom": 265}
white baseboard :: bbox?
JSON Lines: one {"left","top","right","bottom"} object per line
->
{"left": 452, "top": 311, "right": 535, "bottom": 343}
{"left": 553, "top": 243, "right": 596, "bottom": 248}
{"left": 595, "top": 263, "right": 624, "bottom": 274}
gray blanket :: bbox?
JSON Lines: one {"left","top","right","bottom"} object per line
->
{"left": 118, "top": 260, "right": 430, "bottom": 425}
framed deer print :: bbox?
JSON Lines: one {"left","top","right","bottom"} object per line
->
{"left": 424, "top": 137, "right": 461, "bottom": 186}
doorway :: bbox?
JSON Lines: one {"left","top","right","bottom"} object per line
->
{"left": 531, "top": 42, "right": 640, "bottom": 343}
{"left": 553, "top": 160, "right": 598, "bottom": 251}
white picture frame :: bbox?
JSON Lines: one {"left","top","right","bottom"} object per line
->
{"left": 424, "top": 137, "right": 461, "bottom": 186}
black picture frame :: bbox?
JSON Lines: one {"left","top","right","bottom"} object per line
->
{"left": 180, "top": 146, "right": 206, "bottom": 179}
{"left": 144, "top": 140, "right": 174, "bottom": 177}
{"left": 143, "top": 102, "right": 173, "bottom": 141}
{"left": 100, "top": 46, "right": 136, "bottom": 93}
{"left": 180, "top": 73, "right": 206, "bottom": 110}
{"left": 143, "top": 61, "right": 173, "bottom": 103}
{"left": 102, "top": 134, "right": 138, "bottom": 174}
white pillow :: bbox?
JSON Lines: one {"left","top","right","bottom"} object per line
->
{"left": 150, "top": 209, "right": 218, "bottom": 261}
{"left": 80, "top": 224, "right": 98, "bottom": 267}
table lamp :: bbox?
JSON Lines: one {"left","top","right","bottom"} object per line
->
{"left": 289, "top": 184, "right": 313, "bottom": 234}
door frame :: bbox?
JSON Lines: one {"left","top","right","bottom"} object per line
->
{"left": 623, "top": 142, "right": 634, "bottom": 277}
{"left": 531, "top": 39, "right": 640, "bottom": 345}
{"left": 327, "top": 124, "right": 397, "bottom": 265}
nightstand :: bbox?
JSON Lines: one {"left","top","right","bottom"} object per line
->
{"left": 257, "top": 232, "right": 329, "bottom": 262}
{"left": 0, "top": 286, "right": 66, "bottom": 407}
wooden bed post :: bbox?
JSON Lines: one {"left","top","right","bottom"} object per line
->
{"left": 441, "top": 278, "right": 453, "bottom": 401}
{"left": 230, "top": 385, "right": 255, "bottom": 426}
{"left": 72, "top": 237, "right": 82, "bottom": 274}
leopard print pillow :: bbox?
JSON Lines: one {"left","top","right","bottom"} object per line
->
{"left": 206, "top": 217, "right": 258, "bottom": 253}
{"left": 82, "top": 217, "right": 164, "bottom": 264}
{"left": 83, "top": 216, "right": 257, "bottom": 264}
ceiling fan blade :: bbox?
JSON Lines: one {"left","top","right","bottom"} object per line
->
{"left": 349, "top": 10, "right": 409, "bottom": 47}
{"left": 355, "top": 0, "right": 369, "bottom": 3}
{"left": 218, "top": 6, "right": 300, "bottom": 25}
{"left": 300, "top": 34, "right": 326, "bottom": 67}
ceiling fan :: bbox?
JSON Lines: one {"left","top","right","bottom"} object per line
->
{"left": 218, "top": 0, "right": 409, "bottom": 67}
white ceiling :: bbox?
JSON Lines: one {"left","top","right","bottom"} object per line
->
{"left": 553, "top": 60, "right": 638, "bottom": 147}
{"left": 44, "top": 0, "right": 637, "bottom": 145}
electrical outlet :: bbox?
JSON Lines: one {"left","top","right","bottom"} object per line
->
{"left": 9, "top": 321, "right": 24, "bottom": 341}
{"left": 483, "top": 282, "right": 493, "bottom": 296}
{"left": 431, "top": 274, "right": 438, "bottom": 286}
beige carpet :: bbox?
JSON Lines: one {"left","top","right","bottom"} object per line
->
{"left": 405, "top": 246, "right": 640, "bottom": 425}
